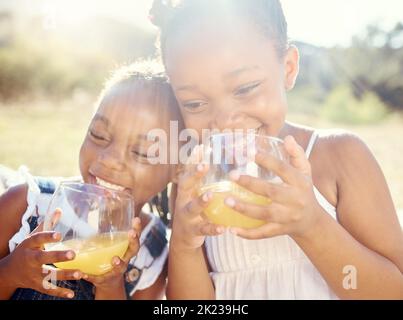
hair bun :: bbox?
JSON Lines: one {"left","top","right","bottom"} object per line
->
{"left": 149, "top": 0, "right": 175, "bottom": 28}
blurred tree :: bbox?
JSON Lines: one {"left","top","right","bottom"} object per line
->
{"left": 330, "top": 23, "right": 403, "bottom": 111}
{"left": 0, "top": 12, "right": 156, "bottom": 103}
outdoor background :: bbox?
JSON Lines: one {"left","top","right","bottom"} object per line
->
{"left": 0, "top": 0, "right": 402, "bottom": 220}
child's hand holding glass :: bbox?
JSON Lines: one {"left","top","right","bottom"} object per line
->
{"left": 1, "top": 209, "right": 83, "bottom": 299}
{"left": 43, "top": 182, "right": 141, "bottom": 299}
{"left": 81, "top": 217, "right": 141, "bottom": 299}
{"left": 171, "top": 145, "right": 225, "bottom": 251}
{"left": 223, "top": 135, "right": 325, "bottom": 240}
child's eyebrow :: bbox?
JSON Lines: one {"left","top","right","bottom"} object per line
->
{"left": 224, "top": 65, "right": 260, "bottom": 79}
{"left": 92, "top": 114, "right": 110, "bottom": 126}
{"left": 175, "top": 66, "right": 261, "bottom": 92}
{"left": 176, "top": 84, "right": 198, "bottom": 92}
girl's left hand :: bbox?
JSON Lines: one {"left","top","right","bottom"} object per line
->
{"left": 83, "top": 217, "right": 141, "bottom": 289}
{"left": 225, "top": 136, "right": 324, "bottom": 240}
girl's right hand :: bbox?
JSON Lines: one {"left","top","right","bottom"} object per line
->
{"left": 171, "top": 146, "right": 225, "bottom": 251}
{"left": 1, "top": 212, "right": 84, "bottom": 299}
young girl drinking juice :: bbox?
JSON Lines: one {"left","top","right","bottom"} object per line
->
{"left": 150, "top": 0, "right": 403, "bottom": 299}
{"left": 0, "top": 60, "right": 181, "bottom": 300}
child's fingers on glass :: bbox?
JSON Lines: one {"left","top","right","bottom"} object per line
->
{"left": 178, "top": 163, "right": 209, "bottom": 192}
{"left": 30, "top": 210, "right": 62, "bottom": 236}
{"left": 49, "top": 208, "right": 62, "bottom": 228}
{"left": 110, "top": 256, "right": 127, "bottom": 274}
{"left": 229, "top": 171, "right": 289, "bottom": 201}
{"left": 224, "top": 197, "right": 288, "bottom": 223}
{"left": 128, "top": 218, "right": 141, "bottom": 240}
{"left": 284, "top": 135, "right": 308, "bottom": 163}
{"left": 255, "top": 152, "right": 298, "bottom": 185}
{"left": 82, "top": 274, "right": 98, "bottom": 284}
{"left": 34, "top": 275, "right": 75, "bottom": 299}
{"left": 85, "top": 260, "right": 125, "bottom": 284}
{"left": 84, "top": 273, "right": 108, "bottom": 285}
{"left": 131, "top": 217, "right": 142, "bottom": 234}
{"left": 23, "top": 231, "right": 62, "bottom": 249}
{"left": 196, "top": 222, "right": 225, "bottom": 237}
{"left": 184, "top": 192, "right": 212, "bottom": 218}
{"left": 122, "top": 237, "right": 139, "bottom": 263}
{"left": 36, "top": 249, "right": 75, "bottom": 265}
{"left": 53, "top": 268, "right": 84, "bottom": 281}
{"left": 272, "top": 136, "right": 312, "bottom": 178}
{"left": 39, "top": 286, "right": 75, "bottom": 299}
{"left": 230, "top": 223, "right": 285, "bottom": 240}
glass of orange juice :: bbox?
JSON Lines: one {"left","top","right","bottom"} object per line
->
{"left": 43, "top": 182, "right": 134, "bottom": 275}
{"left": 199, "top": 132, "right": 288, "bottom": 229}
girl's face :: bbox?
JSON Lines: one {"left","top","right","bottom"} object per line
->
{"left": 79, "top": 85, "right": 173, "bottom": 212}
{"left": 164, "top": 19, "right": 299, "bottom": 137}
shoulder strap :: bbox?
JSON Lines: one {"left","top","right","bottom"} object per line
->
{"left": 305, "top": 131, "right": 319, "bottom": 159}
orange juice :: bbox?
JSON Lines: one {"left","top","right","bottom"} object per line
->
{"left": 200, "top": 181, "right": 271, "bottom": 229}
{"left": 46, "top": 232, "right": 129, "bottom": 275}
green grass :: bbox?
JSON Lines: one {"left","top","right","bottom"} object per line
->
{"left": 0, "top": 102, "right": 402, "bottom": 211}
{"left": 0, "top": 99, "right": 94, "bottom": 177}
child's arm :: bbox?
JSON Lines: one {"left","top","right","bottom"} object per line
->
{"left": 0, "top": 186, "right": 84, "bottom": 300}
{"left": 0, "top": 184, "right": 28, "bottom": 259}
{"left": 0, "top": 184, "right": 29, "bottom": 299}
{"left": 131, "top": 262, "right": 167, "bottom": 300}
{"left": 95, "top": 263, "right": 167, "bottom": 300}
{"left": 129, "top": 211, "right": 169, "bottom": 300}
{"left": 167, "top": 159, "right": 223, "bottom": 300}
{"left": 229, "top": 134, "right": 403, "bottom": 299}
{"left": 293, "top": 133, "right": 403, "bottom": 299}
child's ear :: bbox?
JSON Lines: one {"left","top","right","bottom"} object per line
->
{"left": 284, "top": 45, "right": 300, "bottom": 91}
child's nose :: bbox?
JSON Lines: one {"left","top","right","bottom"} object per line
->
{"left": 211, "top": 109, "right": 246, "bottom": 131}
{"left": 98, "top": 148, "right": 126, "bottom": 171}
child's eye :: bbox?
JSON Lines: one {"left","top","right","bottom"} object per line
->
{"left": 132, "top": 150, "right": 158, "bottom": 164}
{"left": 132, "top": 150, "right": 148, "bottom": 159}
{"left": 234, "top": 81, "right": 262, "bottom": 97}
{"left": 90, "top": 130, "right": 108, "bottom": 141}
{"left": 182, "top": 100, "right": 208, "bottom": 111}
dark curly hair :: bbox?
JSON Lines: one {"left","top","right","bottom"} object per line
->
{"left": 150, "top": 0, "right": 289, "bottom": 61}
{"left": 98, "top": 60, "right": 179, "bottom": 226}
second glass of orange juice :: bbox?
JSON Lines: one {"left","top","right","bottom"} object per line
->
{"left": 199, "top": 132, "right": 287, "bottom": 229}
{"left": 44, "top": 182, "right": 134, "bottom": 275}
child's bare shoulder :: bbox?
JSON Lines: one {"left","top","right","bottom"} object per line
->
{"left": 0, "top": 183, "right": 29, "bottom": 220}
{"left": 314, "top": 129, "right": 377, "bottom": 176}
{"left": 316, "top": 129, "right": 372, "bottom": 158}
{"left": 0, "top": 183, "right": 29, "bottom": 257}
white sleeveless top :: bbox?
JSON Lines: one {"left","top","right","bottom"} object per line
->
{"left": 205, "top": 132, "right": 339, "bottom": 300}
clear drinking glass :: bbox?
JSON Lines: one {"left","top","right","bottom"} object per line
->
{"left": 43, "top": 182, "right": 134, "bottom": 275}
{"left": 199, "top": 133, "right": 288, "bottom": 229}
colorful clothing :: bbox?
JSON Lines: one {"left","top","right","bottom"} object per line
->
{"left": 6, "top": 169, "right": 168, "bottom": 300}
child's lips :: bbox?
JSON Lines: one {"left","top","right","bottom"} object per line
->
{"left": 87, "top": 172, "right": 131, "bottom": 193}
{"left": 95, "top": 176, "right": 126, "bottom": 192}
